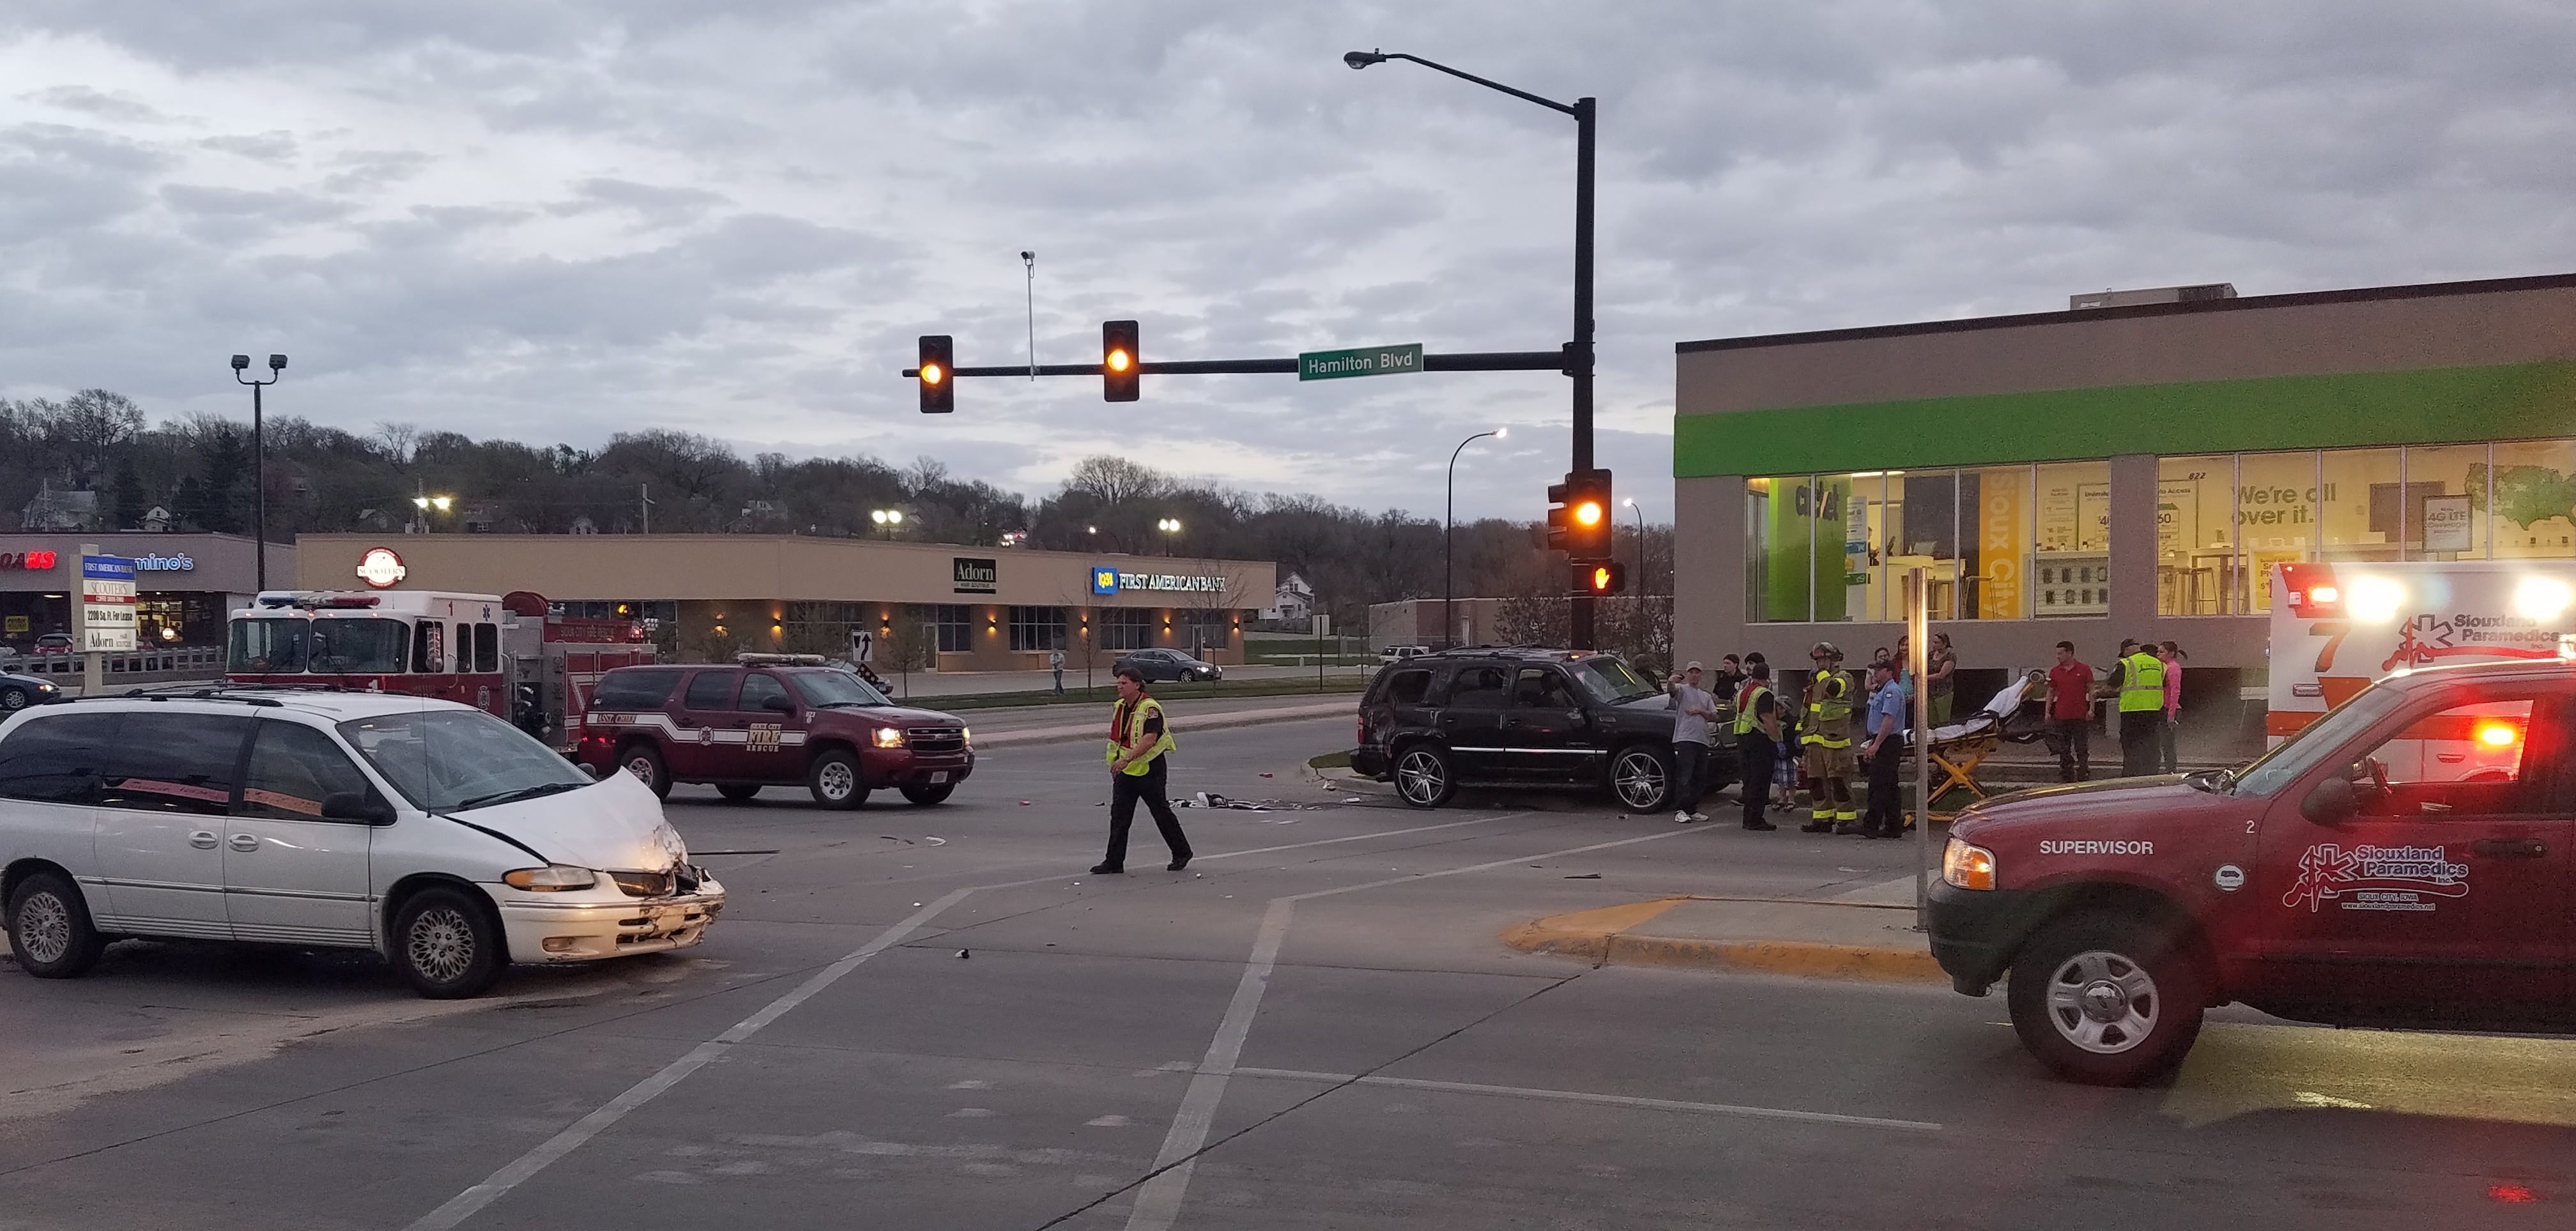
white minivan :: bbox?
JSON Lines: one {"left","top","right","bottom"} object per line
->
{"left": 0, "top": 690, "right": 724, "bottom": 998}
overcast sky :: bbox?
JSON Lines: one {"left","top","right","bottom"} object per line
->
{"left": 4, "top": 1, "right": 2572, "bottom": 523}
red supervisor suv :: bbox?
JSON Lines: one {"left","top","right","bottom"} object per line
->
{"left": 1930, "top": 658, "right": 2575, "bottom": 1085}
{"left": 576, "top": 654, "right": 973, "bottom": 809}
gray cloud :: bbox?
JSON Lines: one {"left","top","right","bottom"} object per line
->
{"left": 3, "top": 0, "right": 2574, "bottom": 524}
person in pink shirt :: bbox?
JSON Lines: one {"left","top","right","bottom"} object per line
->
{"left": 2158, "top": 641, "right": 2185, "bottom": 773}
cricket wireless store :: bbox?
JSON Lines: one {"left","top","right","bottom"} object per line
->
{"left": 293, "top": 533, "right": 1275, "bottom": 672}
{"left": 1669, "top": 271, "right": 2576, "bottom": 736}
{"left": 0, "top": 532, "right": 293, "bottom": 652}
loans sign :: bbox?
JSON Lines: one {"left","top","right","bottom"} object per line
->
{"left": 1298, "top": 343, "right": 1422, "bottom": 381}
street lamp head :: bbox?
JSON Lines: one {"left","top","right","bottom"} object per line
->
{"left": 1343, "top": 50, "right": 1388, "bottom": 69}
{"left": 432, "top": 495, "right": 452, "bottom": 512}
{"left": 1020, "top": 250, "right": 1034, "bottom": 261}
{"left": 413, "top": 496, "right": 429, "bottom": 510}
{"left": 888, "top": 510, "right": 903, "bottom": 524}
{"left": 1494, "top": 426, "right": 1508, "bottom": 439}
{"left": 230, "top": 355, "right": 250, "bottom": 371}
{"left": 1622, "top": 497, "right": 1636, "bottom": 508}
{"left": 267, "top": 354, "right": 288, "bottom": 372}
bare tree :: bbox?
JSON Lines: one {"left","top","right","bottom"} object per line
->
{"left": 1065, "top": 455, "right": 1168, "bottom": 506}
{"left": 373, "top": 421, "right": 420, "bottom": 464}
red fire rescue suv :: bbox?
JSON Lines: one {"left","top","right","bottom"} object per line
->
{"left": 227, "top": 590, "right": 654, "bottom": 751}
{"left": 1931, "top": 562, "right": 2576, "bottom": 1085}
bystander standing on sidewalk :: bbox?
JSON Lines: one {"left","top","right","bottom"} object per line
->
{"left": 1731, "top": 659, "right": 1781, "bottom": 831}
{"left": 1708, "top": 654, "right": 1745, "bottom": 705}
{"left": 2044, "top": 640, "right": 2096, "bottom": 782}
{"left": 1665, "top": 661, "right": 1718, "bottom": 823}
{"left": 1859, "top": 659, "right": 1907, "bottom": 838}
{"left": 1926, "top": 633, "right": 1958, "bottom": 726}
{"left": 2158, "top": 640, "right": 2186, "bottom": 772}
{"left": 1092, "top": 667, "right": 1193, "bottom": 875}
{"left": 1050, "top": 648, "right": 1066, "bottom": 695}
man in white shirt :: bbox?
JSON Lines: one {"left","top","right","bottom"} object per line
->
{"left": 1666, "top": 661, "right": 1719, "bottom": 823}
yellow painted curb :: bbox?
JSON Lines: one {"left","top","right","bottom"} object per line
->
{"left": 1501, "top": 901, "right": 1944, "bottom": 984}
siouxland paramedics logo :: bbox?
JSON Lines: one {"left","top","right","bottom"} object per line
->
{"left": 2281, "top": 842, "right": 2469, "bottom": 913}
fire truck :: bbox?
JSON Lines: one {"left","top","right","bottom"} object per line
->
{"left": 227, "top": 589, "right": 655, "bottom": 752}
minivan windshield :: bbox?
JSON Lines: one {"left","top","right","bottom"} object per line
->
{"left": 339, "top": 708, "right": 592, "bottom": 813}
{"left": 790, "top": 670, "right": 893, "bottom": 708}
{"left": 2230, "top": 684, "right": 2409, "bottom": 797}
{"left": 1576, "top": 657, "right": 1660, "bottom": 705}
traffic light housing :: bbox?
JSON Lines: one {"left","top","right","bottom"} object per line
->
{"left": 1545, "top": 468, "right": 1613, "bottom": 559}
{"left": 1101, "top": 319, "right": 1140, "bottom": 402}
{"left": 918, "top": 335, "right": 953, "bottom": 413}
{"left": 1574, "top": 561, "right": 1628, "bottom": 595}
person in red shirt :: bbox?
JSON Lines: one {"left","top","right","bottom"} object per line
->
{"left": 2044, "top": 640, "right": 2096, "bottom": 782}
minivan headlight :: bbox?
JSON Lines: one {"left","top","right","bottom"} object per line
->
{"left": 872, "top": 726, "right": 905, "bottom": 749}
{"left": 1942, "top": 839, "right": 1997, "bottom": 891}
{"left": 503, "top": 864, "right": 599, "bottom": 891}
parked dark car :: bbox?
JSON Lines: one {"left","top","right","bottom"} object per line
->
{"left": 1350, "top": 648, "right": 1736, "bottom": 812}
{"left": 0, "top": 669, "right": 64, "bottom": 713}
{"left": 1112, "top": 648, "right": 1223, "bottom": 683}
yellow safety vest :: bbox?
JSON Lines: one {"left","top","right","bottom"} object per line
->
{"left": 1802, "top": 671, "right": 1853, "bottom": 748}
{"left": 1732, "top": 684, "right": 1775, "bottom": 737}
{"left": 2117, "top": 652, "right": 2166, "bottom": 713}
{"left": 1107, "top": 696, "right": 1178, "bottom": 776}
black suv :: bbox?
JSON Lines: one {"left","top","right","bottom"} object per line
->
{"left": 1351, "top": 648, "right": 1735, "bottom": 811}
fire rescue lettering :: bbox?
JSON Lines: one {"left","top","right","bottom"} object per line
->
{"left": 2282, "top": 843, "right": 2469, "bottom": 913}
{"left": 2039, "top": 840, "right": 2153, "bottom": 855}
{"left": 747, "top": 724, "right": 782, "bottom": 752}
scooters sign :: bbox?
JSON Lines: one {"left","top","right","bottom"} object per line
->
{"left": 2281, "top": 842, "right": 2469, "bottom": 913}
{"left": 355, "top": 547, "right": 408, "bottom": 589}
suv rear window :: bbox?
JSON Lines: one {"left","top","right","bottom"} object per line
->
{"left": 1376, "top": 668, "right": 1432, "bottom": 705}
{"left": 1445, "top": 664, "right": 1511, "bottom": 707}
{"left": 594, "top": 668, "right": 683, "bottom": 710}
{"left": 683, "top": 670, "right": 740, "bottom": 710}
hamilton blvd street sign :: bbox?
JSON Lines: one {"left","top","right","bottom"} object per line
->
{"left": 1298, "top": 342, "right": 1422, "bottom": 381}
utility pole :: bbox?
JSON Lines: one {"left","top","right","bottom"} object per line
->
{"left": 640, "top": 483, "right": 652, "bottom": 534}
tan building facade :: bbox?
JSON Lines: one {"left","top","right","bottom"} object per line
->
{"left": 293, "top": 534, "right": 1274, "bottom": 672}
{"left": 1673, "top": 270, "right": 2576, "bottom": 696}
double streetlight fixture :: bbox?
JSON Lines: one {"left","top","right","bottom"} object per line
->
{"left": 1445, "top": 426, "right": 1508, "bottom": 649}
{"left": 229, "top": 353, "right": 287, "bottom": 592}
{"left": 871, "top": 508, "right": 905, "bottom": 539}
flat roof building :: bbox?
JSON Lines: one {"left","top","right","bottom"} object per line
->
{"left": 1671, "top": 270, "right": 2576, "bottom": 707}
{"left": 292, "top": 533, "right": 1275, "bottom": 673}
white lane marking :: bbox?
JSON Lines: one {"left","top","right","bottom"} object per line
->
{"left": 1125, "top": 825, "right": 1710, "bottom": 1231}
{"left": 406, "top": 810, "right": 1539, "bottom": 1228}
{"left": 1230, "top": 1068, "right": 1943, "bottom": 1133}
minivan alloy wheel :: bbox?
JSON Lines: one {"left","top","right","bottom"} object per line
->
{"left": 15, "top": 889, "right": 70, "bottom": 965}
{"left": 406, "top": 906, "right": 479, "bottom": 984}
{"left": 2044, "top": 949, "right": 2160, "bottom": 1054}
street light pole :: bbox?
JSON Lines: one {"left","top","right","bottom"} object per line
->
{"left": 1446, "top": 427, "right": 1504, "bottom": 650}
{"left": 1347, "top": 50, "right": 1596, "bottom": 648}
{"left": 1623, "top": 497, "right": 1645, "bottom": 595}
{"left": 229, "top": 354, "right": 286, "bottom": 592}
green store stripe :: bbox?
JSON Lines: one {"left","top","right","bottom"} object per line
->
{"left": 1673, "top": 360, "right": 2576, "bottom": 477}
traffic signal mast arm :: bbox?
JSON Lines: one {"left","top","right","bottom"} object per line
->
{"left": 900, "top": 349, "right": 1568, "bottom": 379}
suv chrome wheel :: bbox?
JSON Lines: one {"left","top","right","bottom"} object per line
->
{"left": 1394, "top": 747, "right": 1454, "bottom": 808}
{"left": 2043, "top": 949, "right": 2159, "bottom": 1055}
{"left": 1611, "top": 747, "right": 1671, "bottom": 811}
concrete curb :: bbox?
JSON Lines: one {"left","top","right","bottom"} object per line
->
{"left": 1501, "top": 898, "right": 1946, "bottom": 984}
{"left": 974, "top": 700, "right": 1354, "bottom": 749}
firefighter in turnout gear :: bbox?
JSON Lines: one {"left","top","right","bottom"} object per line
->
{"left": 1800, "top": 641, "right": 1859, "bottom": 834}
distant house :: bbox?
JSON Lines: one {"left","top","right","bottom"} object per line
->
{"left": 569, "top": 515, "right": 601, "bottom": 535}
{"left": 1264, "top": 573, "right": 1315, "bottom": 623}
{"left": 20, "top": 484, "right": 99, "bottom": 531}
{"left": 139, "top": 505, "right": 175, "bottom": 533}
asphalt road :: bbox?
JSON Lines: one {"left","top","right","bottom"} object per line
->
{"left": 1, "top": 716, "right": 2570, "bottom": 1228}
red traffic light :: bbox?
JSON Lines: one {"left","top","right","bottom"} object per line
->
{"left": 1102, "top": 320, "right": 1140, "bottom": 402}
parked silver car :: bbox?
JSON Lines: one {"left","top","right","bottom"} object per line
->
{"left": 0, "top": 690, "right": 724, "bottom": 997}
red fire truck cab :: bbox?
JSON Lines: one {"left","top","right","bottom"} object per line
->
{"left": 1930, "top": 656, "right": 2576, "bottom": 1085}
{"left": 227, "top": 590, "right": 655, "bottom": 748}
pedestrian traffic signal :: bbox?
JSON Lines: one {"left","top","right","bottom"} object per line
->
{"left": 1101, "top": 319, "right": 1140, "bottom": 402}
{"left": 918, "top": 335, "right": 953, "bottom": 413}
{"left": 1574, "top": 561, "right": 1628, "bottom": 595}
{"left": 1546, "top": 468, "right": 1613, "bottom": 559}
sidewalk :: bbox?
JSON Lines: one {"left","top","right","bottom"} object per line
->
{"left": 973, "top": 698, "right": 1354, "bottom": 747}
{"left": 1501, "top": 875, "right": 1946, "bottom": 984}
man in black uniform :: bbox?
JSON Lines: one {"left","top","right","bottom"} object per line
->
{"left": 1093, "top": 666, "right": 1193, "bottom": 875}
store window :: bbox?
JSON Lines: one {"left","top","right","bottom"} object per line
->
{"left": 1008, "top": 606, "right": 1067, "bottom": 652}
{"left": 2322, "top": 447, "right": 2400, "bottom": 564}
{"left": 1746, "top": 476, "right": 1811, "bottom": 622}
{"left": 931, "top": 604, "right": 974, "bottom": 654}
{"left": 2401, "top": 444, "right": 2490, "bottom": 563}
{"left": 2032, "top": 461, "right": 2111, "bottom": 618}
{"left": 1837, "top": 472, "right": 1892, "bottom": 622}
{"left": 2234, "top": 451, "right": 2318, "bottom": 613}
{"left": 1101, "top": 609, "right": 1155, "bottom": 651}
{"left": 2485, "top": 440, "right": 2572, "bottom": 560}
{"left": 1893, "top": 471, "right": 1960, "bottom": 621}
{"left": 1963, "top": 466, "right": 2028, "bottom": 620}
{"left": 2158, "top": 454, "right": 2237, "bottom": 616}
{"left": 1176, "top": 608, "right": 1231, "bottom": 653}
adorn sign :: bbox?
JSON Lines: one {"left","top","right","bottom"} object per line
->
{"left": 356, "top": 547, "right": 408, "bottom": 589}
{"left": 952, "top": 556, "right": 998, "bottom": 595}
